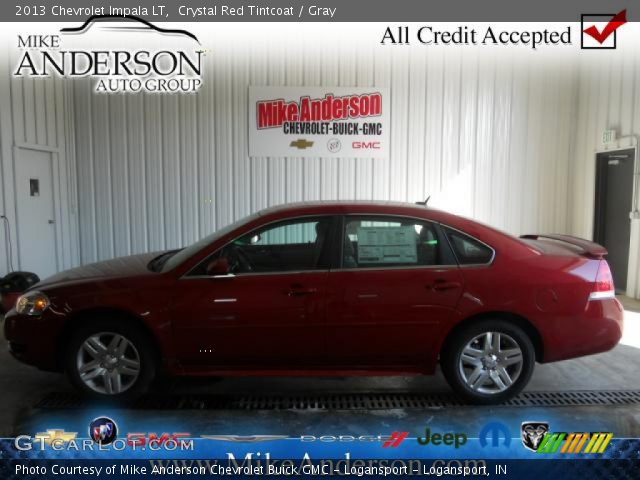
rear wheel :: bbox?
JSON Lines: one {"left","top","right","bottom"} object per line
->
{"left": 65, "top": 318, "right": 156, "bottom": 401}
{"left": 441, "top": 319, "right": 535, "bottom": 405}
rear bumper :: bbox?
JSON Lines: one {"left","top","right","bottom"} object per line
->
{"left": 542, "top": 297, "right": 624, "bottom": 363}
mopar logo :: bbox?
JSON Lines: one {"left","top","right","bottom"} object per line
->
{"left": 479, "top": 422, "right": 511, "bottom": 448}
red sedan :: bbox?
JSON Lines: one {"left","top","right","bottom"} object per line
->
{"left": 3, "top": 201, "right": 623, "bottom": 404}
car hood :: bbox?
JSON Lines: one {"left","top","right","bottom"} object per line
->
{"left": 35, "top": 251, "right": 163, "bottom": 289}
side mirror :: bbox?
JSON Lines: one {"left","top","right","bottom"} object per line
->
{"left": 249, "top": 234, "right": 261, "bottom": 245}
{"left": 206, "top": 257, "right": 231, "bottom": 276}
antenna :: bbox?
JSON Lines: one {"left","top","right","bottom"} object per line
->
{"left": 415, "top": 196, "right": 430, "bottom": 206}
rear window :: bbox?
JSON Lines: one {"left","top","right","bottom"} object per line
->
{"left": 444, "top": 228, "right": 494, "bottom": 265}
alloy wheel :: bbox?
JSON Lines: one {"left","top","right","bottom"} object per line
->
{"left": 76, "top": 332, "right": 141, "bottom": 395}
{"left": 458, "top": 331, "right": 524, "bottom": 394}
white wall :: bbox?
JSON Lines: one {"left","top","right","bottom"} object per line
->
{"left": 68, "top": 33, "right": 578, "bottom": 264}
{"left": 570, "top": 46, "right": 640, "bottom": 297}
{"left": 0, "top": 50, "right": 78, "bottom": 278}
{"left": 0, "top": 64, "right": 9, "bottom": 277}
{"left": 570, "top": 48, "right": 640, "bottom": 237}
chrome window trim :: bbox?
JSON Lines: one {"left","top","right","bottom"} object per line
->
{"left": 185, "top": 264, "right": 458, "bottom": 277}
{"left": 183, "top": 269, "right": 330, "bottom": 279}
{"left": 330, "top": 264, "right": 459, "bottom": 273}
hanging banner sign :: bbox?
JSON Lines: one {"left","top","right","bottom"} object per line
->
{"left": 249, "top": 86, "right": 390, "bottom": 158}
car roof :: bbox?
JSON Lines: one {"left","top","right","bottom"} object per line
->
{"left": 256, "top": 200, "right": 474, "bottom": 228}
{"left": 258, "top": 200, "right": 438, "bottom": 216}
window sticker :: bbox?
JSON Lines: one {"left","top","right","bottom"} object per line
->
{"left": 356, "top": 226, "right": 417, "bottom": 264}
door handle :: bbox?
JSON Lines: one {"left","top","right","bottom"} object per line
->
{"left": 429, "top": 279, "right": 462, "bottom": 292}
{"left": 287, "top": 286, "right": 317, "bottom": 297}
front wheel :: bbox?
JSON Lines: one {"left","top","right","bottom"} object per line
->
{"left": 65, "top": 319, "right": 156, "bottom": 401}
{"left": 441, "top": 320, "right": 535, "bottom": 405}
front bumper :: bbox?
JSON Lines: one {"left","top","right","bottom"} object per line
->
{"left": 0, "top": 291, "right": 20, "bottom": 314}
{"left": 4, "top": 309, "right": 62, "bottom": 371}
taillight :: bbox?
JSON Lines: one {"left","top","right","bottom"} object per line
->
{"left": 589, "top": 261, "right": 615, "bottom": 300}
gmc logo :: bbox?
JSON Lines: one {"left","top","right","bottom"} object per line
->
{"left": 352, "top": 141, "right": 381, "bottom": 149}
{"left": 127, "top": 432, "right": 191, "bottom": 447}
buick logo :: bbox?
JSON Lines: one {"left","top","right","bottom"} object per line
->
{"left": 89, "top": 417, "right": 118, "bottom": 445}
{"left": 327, "top": 138, "right": 341, "bottom": 153}
{"left": 521, "top": 422, "right": 549, "bottom": 452}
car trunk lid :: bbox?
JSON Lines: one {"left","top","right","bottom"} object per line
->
{"left": 520, "top": 234, "right": 615, "bottom": 299}
{"left": 520, "top": 234, "right": 608, "bottom": 259}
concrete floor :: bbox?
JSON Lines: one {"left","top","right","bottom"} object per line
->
{"left": 1, "top": 298, "right": 640, "bottom": 438}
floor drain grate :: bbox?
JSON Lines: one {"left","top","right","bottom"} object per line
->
{"left": 33, "top": 390, "right": 640, "bottom": 410}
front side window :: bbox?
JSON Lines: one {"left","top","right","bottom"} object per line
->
{"left": 342, "top": 216, "right": 444, "bottom": 268}
{"left": 192, "top": 217, "right": 333, "bottom": 275}
{"left": 160, "top": 212, "right": 260, "bottom": 272}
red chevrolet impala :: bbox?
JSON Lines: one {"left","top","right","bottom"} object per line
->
{"left": 4, "top": 201, "right": 623, "bottom": 404}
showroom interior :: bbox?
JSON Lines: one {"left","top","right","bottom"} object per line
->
{"left": 0, "top": 25, "right": 639, "bottom": 435}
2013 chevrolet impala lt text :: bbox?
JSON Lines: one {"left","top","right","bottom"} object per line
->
{"left": 3, "top": 201, "right": 623, "bottom": 404}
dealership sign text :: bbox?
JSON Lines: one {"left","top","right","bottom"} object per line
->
{"left": 249, "top": 87, "right": 390, "bottom": 158}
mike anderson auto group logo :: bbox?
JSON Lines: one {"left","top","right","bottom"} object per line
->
{"left": 13, "top": 15, "right": 204, "bottom": 93}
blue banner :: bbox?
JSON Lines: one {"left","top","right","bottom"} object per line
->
{"left": 3, "top": 409, "right": 638, "bottom": 479}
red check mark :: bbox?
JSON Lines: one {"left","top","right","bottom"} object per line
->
{"left": 583, "top": 9, "right": 627, "bottom": 44}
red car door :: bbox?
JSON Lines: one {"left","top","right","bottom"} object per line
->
{"left": 169, "top": 216, "right": 336, "bottom": 370}
{"left": 325, "top": 215, "right": 464, "bottom": 370}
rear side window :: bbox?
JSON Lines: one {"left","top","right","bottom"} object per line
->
{"left": 342, "top": 216, "right": 444, "bottom": 268}
{"left": 444, "top": 228, "right": 494, "bottom": 265}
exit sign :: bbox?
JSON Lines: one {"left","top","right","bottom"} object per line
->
{"left": 602, "top": 129, "right": 616, "bottom": 144}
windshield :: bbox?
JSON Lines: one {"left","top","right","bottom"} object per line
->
{"left": 159, "top": 212, "right": 261, "bottom": 272}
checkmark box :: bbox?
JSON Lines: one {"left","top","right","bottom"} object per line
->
{"left": 581, "top": 12, "right": 625, "bottom": 49}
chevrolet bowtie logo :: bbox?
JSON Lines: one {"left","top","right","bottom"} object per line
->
{"left": 290, "top": 139, "right": 314, "bottom": 149}
{"left": 34, "top": 429, "right": 77, "bottom": 444}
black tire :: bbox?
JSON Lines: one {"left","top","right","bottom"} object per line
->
{"left": 64, "top": 317, "right": 156, "bottom": 402}
{"left": 441, "top": 319, "right": 535, "bottom": 405}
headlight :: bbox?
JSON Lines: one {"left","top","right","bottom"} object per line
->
{"left": 15, "top": 291, "right": 50, "bottom": 316}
